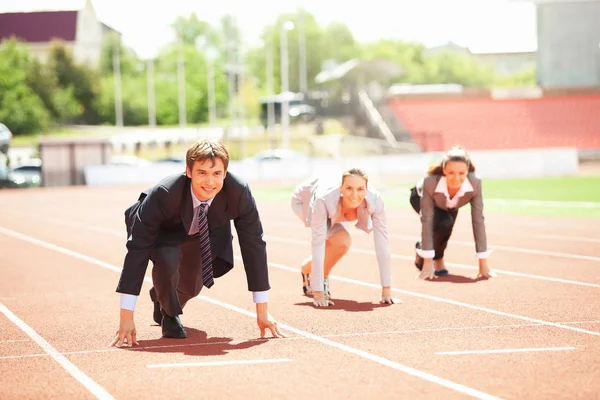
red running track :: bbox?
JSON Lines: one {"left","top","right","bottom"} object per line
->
{"left": 0, "top": 186, "right": 599, "bottom": 399}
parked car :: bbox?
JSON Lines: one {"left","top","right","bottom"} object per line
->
{"left": 247, "top": 148, "right": 308, "bottom": 162}
{"left": 10, "top": 161, "right": 42, "bottom": 187}
{"left": 0, "top": 165, "right": 16, "bottom": 188}
{"left": 0, "top": 123, "right": 12, "bottom": 155}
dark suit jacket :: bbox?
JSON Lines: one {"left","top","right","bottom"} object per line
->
{"left": 420, "top": 173, "right": 487, "bottom": 254}
{"left": 116, "top": 172, "right": 270, "bottom": 296}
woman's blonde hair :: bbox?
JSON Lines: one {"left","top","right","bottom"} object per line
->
{"left": 427, "top": 146, "right": 476, "bottom": 176}
{"left": 341, "top": 168, "right": 369, "bottom": 185}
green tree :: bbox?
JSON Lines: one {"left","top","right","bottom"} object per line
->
{"left": 98, "top": 33, "right": 142, "bottom": 77}
{"left": 172, "top": 13, "right": 217, "bottom": 46}
{"left": 360, "top": 39, "right": 426, "bottom": 84}
{"left": 26, "top": 59, "right": 79, "bottom": 123}
{"left": 0, "top": 38, "right": 51, "bottom": 133}
{"left": 494, "top": 65, "right": 537, "bottom": 87}
{"left": 247, "top": 10, "right": 359, "bottom": 93}
{"left": 421, "top": 51, "right": 496, "bottom": 86}
{"left": 47, "top": 40, "right": 103, "bottom": 123}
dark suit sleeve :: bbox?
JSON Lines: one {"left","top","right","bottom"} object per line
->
{"left": 233, "top": 183, "right": 270, "bottom": 292}
{"left": 116, "top": 186, "right": 168, "bottom": 296}
{"left": 420, "top": 178, "right": 436, "bottom": 254}
{"left": 470, "top": 179, "right": 488, "bottom": 253}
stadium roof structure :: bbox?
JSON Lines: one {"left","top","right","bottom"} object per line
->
{"left": 314, "top": 58, "right": 405, "bottom": 85}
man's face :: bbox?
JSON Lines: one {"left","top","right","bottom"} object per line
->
{"left": 186, "top": 158, "right": 226, "bottom": 201}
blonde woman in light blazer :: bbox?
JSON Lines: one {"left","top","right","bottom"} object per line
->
{"left": 291, "top": 168, "right": 398, "bottom": 307}
{"left": 410, "top": 146, "right": 495, "bottom": 280}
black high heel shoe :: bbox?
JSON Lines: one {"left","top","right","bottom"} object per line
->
{"left": 302, "top": 272, "right": 312, "bottom": 296}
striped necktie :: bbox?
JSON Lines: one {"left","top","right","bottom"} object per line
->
{"left": 198, "top": 202, "right": 214, "bottom": 288}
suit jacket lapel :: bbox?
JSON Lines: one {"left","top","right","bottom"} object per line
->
{"left": 180, "top": 178, "right": 194, "bottom": 234}
{"left": 433, "top": 190, "right": 472, "bottom": 210}
{"left": 207, "top": 190, "right": 227, "bottom": 227}
{"left": 433, "top": 192, "right": 447, "bottom": 209}
{"left": 456, "top": 194, "right": 472, "bottom": 209}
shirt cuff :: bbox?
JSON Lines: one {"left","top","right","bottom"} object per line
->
{"left": 416, "top": 248, "right": 435, "bottom": 259}
{"left": 252, "top": 291, "right": 268, "bottom": 304}
{"left": 120, "top": 293, "right": 138, "bottom": 311}
{"left": 476, "top": 250, "right": 493, "bottom": 259}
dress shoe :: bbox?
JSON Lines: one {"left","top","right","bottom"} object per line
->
{"left": 148, "top": 287, "right": 162, "bottom": 325}
{"left": 414, "top": 242, "right": 424, "bottom": 271}
{"left": 161, "top": 310, "right": 187, "bottom": 339}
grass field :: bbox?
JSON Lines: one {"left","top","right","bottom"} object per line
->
{"left": 251, "top": 175, "right": 600, "bottom": 219}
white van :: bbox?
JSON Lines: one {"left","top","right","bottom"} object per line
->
{"left": 0, "top": 123, "right": 12, "bottom": 155}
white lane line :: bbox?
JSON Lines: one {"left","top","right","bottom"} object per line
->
{"left": 266, "top": 222, "right": 600, "bottom": 262}
{"left": 483, "top": 232, "right": 600, "bottom": 245}
{"left": 436, "top": 347, "right": 576, "bottom": 356}
{"left": 386, "top": 212, "right": 600, "bottom": 232}
{"left": 266, "top": 261, "right": 600, "bottom": 337}
{"left": 0, "top": 323, "right": 546, "bottom": 360}
{"left": 484, "top": 199, "right": 600, "bottom": 209}
{"left": 0, "top": 227, "right": 501, "bottom": 400}
{"left": 0, "top": 324, "right": 542, "bottom": 360}
{"left": 199, "top": 295, "right": 502, "bottom": 400}
{"left": 147, "top": 358, "right": 293, "bottom": 369}
{"left": 4, "top": 320, "right": 598, "bottom": 361}
{"left": 268, "top": 220, "right": 600, "bottom": 244}
{"left": 0, "top": 303, "right": 114, "bottom": 400}
{"left": 16, "top": 211, "right": 600, "bottom": 246}
{"left": 387, "top": 233, "right": 600, "bottom": 262}
{"left": 2, "top": 223, "right": 597, "bottom": 337}
{"left": 562, "top": 320, "right": 600, "bottom": 325}
{"left": 454, "top": 231, "right": 600, "bottom": 244}
{"left": 11, "top": 213, "right": 600, "bottom": 287}
{"left": 265, "top": 235, "right": 600, "bottom": 289}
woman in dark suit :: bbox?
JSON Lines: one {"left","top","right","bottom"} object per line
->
{"left": 410, "top": 146, "right": 495, "bottom": 280}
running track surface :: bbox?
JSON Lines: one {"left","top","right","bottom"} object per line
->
{"left": 0, "top": 185, "right": 599, "bottom": 400}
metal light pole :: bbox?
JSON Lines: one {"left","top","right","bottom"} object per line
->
{"left": 265, "top": 39, "right": 275, "bottom": 149}
{"left": 197, "top": 37, "right": 218, "bottom": 128}
{"left": 298, "top": 12, "right": 308, "bottom": 94}
{"left": 227, "top": 39, "right": 237, "bottom": 138}
{"left": 280, "top": 20, "right": 295, "bottom": 150}
{"left": 238, "top": 41, "right": 246, "bottom": 159}
{"left": 237, "top": 41, "right": 245, "bottom": 131}
{"left": 112, "top": 35, "right": 123, "bottom": 127}
{"left": 206, "top": 49, "right": 217, "bottom": 128}
{"left": 177, "top": 40, "right": 187, "bottom": 128}
{"left": 147, "top": 58, "right": 156, "bottom": 128}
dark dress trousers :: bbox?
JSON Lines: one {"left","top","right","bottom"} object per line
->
{"left": 410, "top": 172, "right": 487, "bottom": 260}
{"left": 116, "top": 172, "right": 270, "bottom": 316}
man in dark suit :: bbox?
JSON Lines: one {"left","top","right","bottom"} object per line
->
{"left": 110, "top": 139, "right": 285, "bottom": 346}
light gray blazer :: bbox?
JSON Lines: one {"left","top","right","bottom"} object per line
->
{"left": 291, "top": 178, "right": 392, "bottom": 291}
{"left": 419, "top": 173, "right": 487, "bottom": 254}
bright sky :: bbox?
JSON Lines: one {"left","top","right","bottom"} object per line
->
{"left": 2, "top": 0, "right": 538, "bottom": 58}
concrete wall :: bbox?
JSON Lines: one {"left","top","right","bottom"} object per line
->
{"left": 537, "top": 0, "right": 600, "bottom": 88}
{"left": 83, "top": 147, "right": 580, "bottom": 187}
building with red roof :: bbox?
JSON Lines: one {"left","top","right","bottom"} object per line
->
{"left": 0, "top": 0, "right": 119, "bottom": 66}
